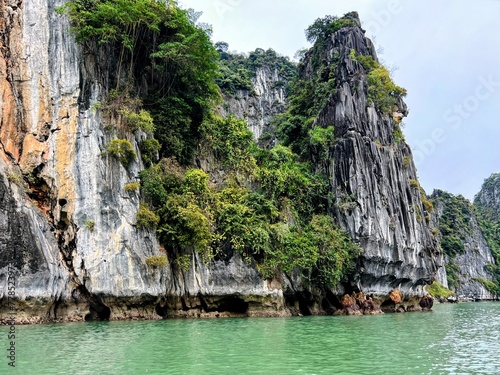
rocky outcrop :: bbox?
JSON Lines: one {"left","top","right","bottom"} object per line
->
{"left": 1, "top": 6, "right": 445, "bottom": 323}
{"left": 0, "top": 0, "right": 77, "bottom": 322}
{"left": 302, "top": 14, "right": 441, "bottom": 296}
{"left": 158, "top": 251, "right": 289, "bottom": 318}
{"left": 433, "top": 190, "right": 497, "bottom": 300}
{"left": 0, "top": 159, "right": 72, "bottom": 320}
{"left": 0, "top": 0, "right": 166, "bottom": 322}
{"left": 475, "top": 174, "right": 500, "bottom": 218}
{"left": 219, "top": 65, "right": 288, "bottom": 142}
{"left": 419, "top": 295, "right": 433, "bottom": 310}
{"left": 335, "top": 292, "right": 383, "bottom": 315}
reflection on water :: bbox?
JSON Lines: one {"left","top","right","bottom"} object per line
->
{"left": 1, "top": 303, "right": 499, "bottom": 374}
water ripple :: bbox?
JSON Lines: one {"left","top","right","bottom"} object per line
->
{"left": 1, "top": 302, "right": 499, "bottom": 374}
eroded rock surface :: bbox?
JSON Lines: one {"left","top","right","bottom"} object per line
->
{"left": 433, "top": 190, "right": 497, "bottom": 300}
{"left": 307, "top": 18, "right": 441, "bottom": 295}
{"left": 0, "top": 7, "right": 453, "bottom": 323}
{"left": 219, "top": 65, "right": 289, "bottom": 142}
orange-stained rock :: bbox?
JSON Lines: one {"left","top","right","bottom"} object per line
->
{"left": 19, "top": 134, "right": 48, "bottom": 172}
{"left": 53, "top": 97, "right": 78, "bottom": 218}
{"left": 354, "top": 292, "right": 366, "bottom": 303}
{"left": 341, "top": 294, "right": 357, "bottom": 307}
{"left": 0, "top": 50, "right": 22, "bottom": 161}
{"left": 389, "top": 289, "right": 403, "bottom": 304}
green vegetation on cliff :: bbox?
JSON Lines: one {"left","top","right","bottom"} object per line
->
{"left": 433, "top": 191, "right": 471, "bottom": 257}
{"left": 433, "top": 187, "right": 500, "bottom": 295}
{"left": 305, "top": 14, "right": 359, "bottom": 43}
{"left": 274, "top": 13, "right": 406, "bottom": 159}
{"left": 59, "top": 0, "right": 220, "bottom": 164}
{"left": 426, "top": 281, "right": 454, "bottom": 299}
{"left": 350, "top": 50, "right": 407, "bottom": 114}
{"left": 474, "top": 174, "right": 500, "bottom": 295}
{"left": 432, "top": 190, "right": 473, "bottom": 289}
{"left": 216, "top": 45, "right": 297, "bottom": 95}
{"left": 140, "top": 116, "right": 360, "bottom": 286}
{"left": 60, "top": 1, "right": 362, "bottom": 287}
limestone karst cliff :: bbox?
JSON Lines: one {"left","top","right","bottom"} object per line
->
{"left": 432, "top": 190, "right": 496, "bottom": 300}
{"left": 472, "top": 174, "right": 500, "bottom": 297}
{"left": 295, "top": 13, "right": 442, "bottom": 295}
{"left": 0, "top": 3, "right": 495, "bottom": 324}
{"left": 215, "top": 46, "right": 297, "bottom": 149}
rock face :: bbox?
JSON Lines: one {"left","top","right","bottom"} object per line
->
{"left": 432, "top": 190, "right": 497, "bottom": 300}
{"left": 0, "top": 0, "right": 165, "bottom": 321}
{"left": 219, "top": 65, "right": 288, "bottom": 142}
{"left": 475, "top": 173, "right": 500, "bottom": 222}
{"left": 0, "top": 6, "right": 449, "bottom": 323}
{"left": 0, "top": 1, "right": 298, "bottom": 323}
{"left": 472, "top": 174, "right": 500, "bottom": 298}
{"left": 302, "top": 16, "right": 441, "bottom": 295}
{"left": 0, "top": 0, "right": 291, "bottom": 323}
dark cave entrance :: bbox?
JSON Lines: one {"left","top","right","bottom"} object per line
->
{"left": 85, "top": 301, "right": 111, "bottom": 321}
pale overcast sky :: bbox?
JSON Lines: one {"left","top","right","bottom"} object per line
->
{"left": 180, "top": 0, "right": 500, "bottom": 201}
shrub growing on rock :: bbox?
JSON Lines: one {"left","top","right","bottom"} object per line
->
{"left": 146, "top": 255, "right": 168, "bottom": 269}
{"left": 106, "top": 139, "right": 136, "bottom": 166}
{"left": 136, "top": 203, "right": 160, "bottom": 229}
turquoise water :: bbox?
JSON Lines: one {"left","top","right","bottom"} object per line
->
{"left": 1, "top": 302, "right": 499, "bottom": 374}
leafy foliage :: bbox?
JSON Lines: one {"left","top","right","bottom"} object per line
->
{"left": 403, "top": 156, "right": 411, "bottom": 168}
{"left": 256, "top": 215, "right": 361, "bottom": 288}
{"left": 367, "top": 66, "right": 407, "bottom": 114}
{"left": 120, "top": 109, "right": 155, "bottom": 134}
{"left": 393, "top": 123, "right": 405, "bottom": 144}
{"left": 433, "top": 190, "right": 472, "bottom": 258}
{"left": 200, "top": 115, "right": 256, "bottom": 172}
{"left": 351, "top": 50, "right": 407, "bottom": 114}
{"left": 475, "top": 277, "right": 498, "bottom": 294}
{"left": 6, "top": 171, "right": 23, "bottom": 185}
{"left": 174, "top": 254, "right": 191, "bottom": 271}
{"left": 445, "top": 263, "right": 460, "bottom": 290}
{"left": 136, "top": 202, "right": 160, "bottom": 229}
{"left": 254, "top": 145, "right": 328, "bottom": 218}
{"left": 146, "top": 255, "right": 168, "bottom": 268}
{"left": 146, "top": 5, "right": 220, "bottom": 164}
{"left": 305, "top": 13, "right": 358, "bottom": 43}
{"left": 124, "top": 182, "right": 141, "bottom": 192}
{"left": 85, "top": 220, "right": 95, "bottom": 232}
{"left": 106, "top": 139, "right": 136, "bottom": 166}
{"left": 61, "top": 0, "right": 220, "bottom": 165}
{"left": 275, "top": 69, "right": 337, "bottom": 157}
{"left": 140, "top": 138, "right": 161, "bottom": 167}
{"left": 474, "top": 174, "right": 500, "bottom": 295}
{"left": 57, "top": 0, "right": 166, "bottom": 45}
{"left": 432, "top": 190, "right": 482, "bottom": 291}
{"left": 427, "top": 281, "right": 454, "bottom": 299}
{"left": 62, "top": 2, "right": 362, "bottom": 288}
{"left": 139, "top": 112, "right": 358, "bottom": 286}
{"left": 273, "top": 16, "right": 361, "bottom": 158}
{"left": 216, "top": 47, "right": 296, "bottom": 95}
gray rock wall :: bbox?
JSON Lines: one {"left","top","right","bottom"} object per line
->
{"left": 311, "top": 25, "right": 442, "bottom": 296}
{"left": 475, "top": 174, "right": 500, "bottom": 215}
{"left": 219, "top": 65, "right": 287, "bottom": 141}
{"left": 1, "top": 5, "right": 478, "bottom": 322}
{"left": 0, "top": 0, "right": 169, "bottom": 321}
{"left": 433, "top": 195, "right": 496, "bottom": 300}
{"left": 0, "top": 0, "right": 294, "bottom": 322}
